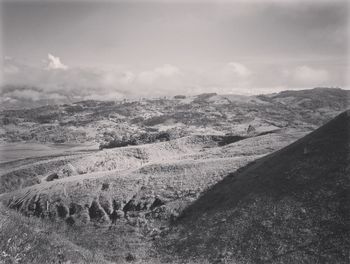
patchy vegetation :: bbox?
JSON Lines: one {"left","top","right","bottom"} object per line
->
{"left": 1, "top": 89, "right": 349, "bottom": 263}
{"left": 99, "top": 129, "right": 188, "bottom": 150}
{"left": 1, "top": 88, "right": 349, "bottom": 145}
{"left": 0, "top": 129, "right": 303, "bottom": 262}
{"left": 0, "top": 204, "right": 107, "bottom": 264}
{"left": 157, "top": 111, "right": 350, "bottom": 263}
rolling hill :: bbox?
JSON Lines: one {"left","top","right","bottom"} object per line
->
{"left": 0, "top": 130, "right": 304, "bottom": 262}
{"left": 0, "top": 88, "right": 349, "bottom": 263}
{"left": 158, "top": 110, "right": 350, "bottom": 263}
{"left": 1, "top": 88, "right": 349, "bottom": 146}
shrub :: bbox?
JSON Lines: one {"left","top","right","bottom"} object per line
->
{"left": 174, "top": 95, "right": 186, "bottom": 99}
{"left": 125, "top": 252, "right": 137, "bottom": 262}
{"left": 143, "top": 115, "right": 171, "bottom": 126}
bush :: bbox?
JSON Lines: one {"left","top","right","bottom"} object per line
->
{"left": 125, "top": 252, "right": 137, "bottom": 262}
{"left": 99, "top": 130, "right": 186, "bottom": 150}
{"left": 143, "top": 115, "right": 171, "bottom": 126}
{"left": 174, "top": 95, "right": 186, "bottom": 99}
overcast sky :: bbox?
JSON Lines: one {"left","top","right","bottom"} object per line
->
{"left": 1, "top": 0, "right": 349, "bottom": 102}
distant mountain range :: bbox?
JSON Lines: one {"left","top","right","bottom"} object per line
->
{"left": 1, "top": 88, "right": 349, "bottom": 145}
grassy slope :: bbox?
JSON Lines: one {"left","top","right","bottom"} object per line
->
{"left": 1, "top": 132, "right": 301, "bottom": 223}
{"left": 0, "top": 203, "right": 108, "bottom": 264}
{"left": 0, "top": 134, "right": 225, "bottom": 194}
{"left": 1, "top": 89, "right": 349, "bottom": 263}
{"left": 0, "top": 131, "right": 304, "bottom": 263}
{"left": 158, "top": 111, "right": 350, "bottom": 263}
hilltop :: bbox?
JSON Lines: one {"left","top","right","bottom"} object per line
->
{"left": 158, "top": 110, "right": 350, "bottom": 263}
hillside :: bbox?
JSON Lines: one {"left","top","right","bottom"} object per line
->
{"left": 158, "top": 110, "right": 350, "bottom": 263}
{"left": 0, "top": 203, "right": 108, "bottom": 264}
{"left": 0, "top": 88, "right": 348, "bottom": 263}
{"left": 0, "top": 130, "right": 304, "bottom": 262}
{"left": 1, "top": 88, "right": 349, "bottom": 146}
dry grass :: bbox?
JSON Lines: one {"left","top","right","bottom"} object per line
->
{"left": 1, "top": 132, "right": 302, "bottom": 228}
{"left": 0, "top": 203, "right": 109, "bottom": 264}
{"left": 157, "top": 111, "right": 350, "bottom": 263}
{"left": 0, "top": 130, "right": 305, "bottom": 263}
{"left": 0, "top": 124, "right": 315, "bottom": 264}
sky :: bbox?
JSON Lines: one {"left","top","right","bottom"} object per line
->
{"left": 1, "top": 0, "right": 349, "bottom": 103}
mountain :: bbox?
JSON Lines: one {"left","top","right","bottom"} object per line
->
{"left": 263, "top": 87, "right": 349, "bottom": 110}
{"left": 1, "top": 88, "right": 349, "bottom": 145}
{"left": 158, "top": 110, "right": 350, "bottom": 263}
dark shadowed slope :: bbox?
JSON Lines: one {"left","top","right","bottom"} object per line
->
{"left": 159, "top": 110, "right": 350, "bottom": 263}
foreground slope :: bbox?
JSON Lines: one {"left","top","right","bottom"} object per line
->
{"left": 1, "top": 133, "right": 300, "bottom": 225}
{"left": 0, "top": 203, "right": 108, "bottom": 264}
{"left": 0, "top": 131, "right": 304, "bottom": 262}
{"left": 160, "top": 111, "right": 350, "bottom": 263}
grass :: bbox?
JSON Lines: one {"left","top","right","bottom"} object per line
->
{"left": 156, "top": 111, "right": 350, "bottom": 263}
{"left": 2, "top": 131, "right": 301, "bottom": 228}
{"left": 0, "top": 202, "right": 211, "bottom": 263}
{"left": 0, "top": 130, "right": 305, "bottom": 263}
{"left": 0, "top": 203, "right": 108, "bottom": 264}
{"left": 2, "top": 109, "right": 347, "bottom": 263}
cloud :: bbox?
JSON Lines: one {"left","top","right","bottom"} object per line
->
{"left": 226, "top": 62, "right": 252, "bottom": 77}
{"left": 2, "top": 56, "right": 20, "bottom": 76}
{"left": 3, "top": 65, "right": 19, "bottom": 75}
{"left": 293, "top": 65, "right": 330, "bottom": 85}
{"left": 203, "top": 62, "right": 253, "bottom": 93}
{"left": 137, "top": 64, "right": 180, "bottom": 85}
{"left": 137, "top": 71, "right": 158, "bottom": 85}
{"left": 154, "top": 64, "right": 180, "bottom": 76}
{"left": 1, "top": 55, "right": 344, "bottom": 106}
{"left": 47, "top": 53, "right": 68, "bottom": 70}
{"left": 119, "top": 71, "right": 135, "bottom": 85}
{"left": 2, "top": 88, "right": 66, "bottom": 102}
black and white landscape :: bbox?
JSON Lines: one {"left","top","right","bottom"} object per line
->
{"left": 0, "top": 1, "right": 349, "bottom": 264}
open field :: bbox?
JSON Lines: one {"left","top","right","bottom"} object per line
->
{"left": 0, "top": 142, "right": 98, "bottom": 164}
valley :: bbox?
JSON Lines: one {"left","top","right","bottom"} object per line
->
{"left": 0, "top": 88, "right": 349, "bottom": 263}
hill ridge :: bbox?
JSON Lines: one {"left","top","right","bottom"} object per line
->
{"left": 160, "top": 110, "right": 350, "bottom": 263}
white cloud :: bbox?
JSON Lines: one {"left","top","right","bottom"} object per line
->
{"left": 137, "top": 64, "right": 180, "bottom": 85}
{"left": 99, "top": 70, "right": 135, "bottom": 89}
{"left": 100, "top": 71, "right": 118, "bottom": 86}
{"left": 154, "top": 64, "right": 180, "bottom": 76}
{"left": 3, "top": 65, "right": 19, "bottom": 74}
{"left": 293, "top": 65, "right": 330, "bottom": 85}
{"left": 137, "top": 71, "right": 158, "bottom": 84}
{"left": 47, "top": 53, "right": 68, "bottom": 70}
{"left": 119, "top": 71, "right": 135, "bottom": 85}
{"left": 81, "top": 91, "right": 124, "bottom": 101}
{"left": 1, "top": 97, "right": 18, "bottom": 104}
{"left": 1, "top": 55, "right": 343, "bottom": 104}
{"left": 3, "top": 89, "right": 66, "bottom": 102}
{"left": 3, "top": 56, "right": 20, "bottom": 76}
{"left": 281, "top": 69, "right": 291, "bottom": 78}
{"left": 205, "top": 62, "right": 253, "bottom": 93}
{"left": 226, "top": 62, "right": 252, "bottom": 77}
